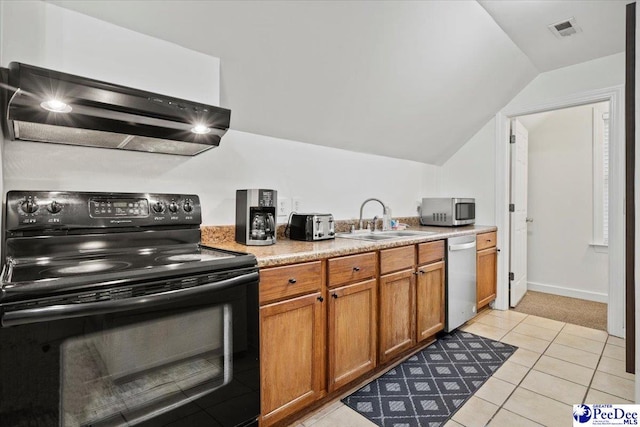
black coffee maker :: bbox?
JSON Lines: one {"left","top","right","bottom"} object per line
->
{"left": 235, "top": 189, "right": 277, "bottom": 246}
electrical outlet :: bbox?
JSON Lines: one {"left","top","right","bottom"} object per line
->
{"left": 278, "top": 198, "right": 290, "bottom": 217}
{"left": 292, "top": 198, "right": 303, "bottom": 213}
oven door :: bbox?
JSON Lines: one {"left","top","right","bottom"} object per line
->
{"left": 0, "top": 270, "right": 259, "bottom": 427}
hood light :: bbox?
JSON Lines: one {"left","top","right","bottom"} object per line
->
{"left": 191, "top": 124, "right": 211, "bottom": 135}
{"left": 40, "top": 99, "right": 72, "bottom": 113}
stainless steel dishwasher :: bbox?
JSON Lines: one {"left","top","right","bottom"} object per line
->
{"left": 445, "top": 235, "right": 477, "bottom": 332}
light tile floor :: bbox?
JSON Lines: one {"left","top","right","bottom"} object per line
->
{"left": 292, "top": 309, "right": 634, "bottom": 427}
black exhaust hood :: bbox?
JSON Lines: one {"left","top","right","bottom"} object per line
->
{"left": 1, "top": 62, "right": 231, "bottom": 156}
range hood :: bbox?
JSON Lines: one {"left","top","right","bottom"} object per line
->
{"left": 1, "top": 62, "right": 231, "bottom": 156}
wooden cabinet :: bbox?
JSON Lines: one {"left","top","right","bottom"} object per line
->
{"left": 260, "top": 293, "right": 325, "bottom": 426}
{"left": 328, "top": 252, "right": 376, "bottom": 287}
{"left": 327, "top": 251, "right": 377, "bottom": 392}
{"left": 379, "top": 269, "right": 415, "bottom": 363}
{"left": 416, "top": 241, "right": 445, "bottom": 342}
{"left": 327, "top": 279, "right": 377, "bottom": 392}
{"left": 259, "top": 261, "right": 322, "bottom": 304}
{"left": 259, "top": 263, "right": 325, "bottom": 427}
{"left": 379, "top": 245, "right": 416, "bottom": 364}
{"left": 256, "top": 232, "right": 492, "bottom": 424}
{"left": 477, "top": 232, "right": 498, "bottom": 309}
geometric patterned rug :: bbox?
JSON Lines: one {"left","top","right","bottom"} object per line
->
{"left": 341, "top": 330, "right": 517, "bottom": 427}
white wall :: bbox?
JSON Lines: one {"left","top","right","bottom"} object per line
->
{"left": 438, "top": 53, "right": 625, "bottom": 223}
{"left": 0, "top": 1, "right": 437, "bottom": 225}
{"left": 436, "top": 118, "right": 496, "bottom": 225}
{"left": 3, "top": 131, "right": 437, "bottom": 225}
{"left": 523, "top": 104, "right": 608, "bottom": 301}
{"left": 0, "top": 1, "right": 220, "bottom": 105}
{"left": 506, "top": 53, "right": 625, "bottom": 111}
{"left": 440, "top": 52, "right": 625, "bottom": 316}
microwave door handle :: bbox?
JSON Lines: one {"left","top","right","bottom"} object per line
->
{"left": 2, "top": 271, "right": 259, "bottom": 327}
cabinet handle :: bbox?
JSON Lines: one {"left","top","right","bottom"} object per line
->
{"left": 353, "top": 266, "right": 360, "bottom": 272}
{"left": 413, "top": 271, "right": 419, "bottom": 276}
{"left": 419, "top": 270, "right": 425, "bottom": 275}
{"left": 317, "top": 296, "right": 324, "bottom": 302}
{"left": 332, "top": 293, "right": 338, "bottom": 299}
{"left": 288, "top": 278, "right": 297, "bottom": 284}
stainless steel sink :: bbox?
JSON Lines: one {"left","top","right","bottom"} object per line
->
{"left": 335, "top": 230, "right": 438, "bottom": 241}
{"left": 382, "top": 230, "right": 436, "bottom": 237}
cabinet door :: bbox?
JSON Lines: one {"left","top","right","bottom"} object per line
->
{"left": 327, "top": 279, "right": 377, "bottom": 392}
{"left": 379, "top": 269, "right": 415, "bottom": 363}
{"left": 477, "top": 247, "right": 498, "bottom": 309}
{"left": 260, "top": 292, "right": 325, "bottom": 426}
{"left": 416, "top": 260, "right": 445, "bottom": 342}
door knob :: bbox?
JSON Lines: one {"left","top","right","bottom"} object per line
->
{"left": 526, "top": 217, "right": 533, "bottom": 223}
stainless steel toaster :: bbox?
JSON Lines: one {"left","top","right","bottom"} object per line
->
{"left": 289, "top": 213, "right": 335, "bottom": 241}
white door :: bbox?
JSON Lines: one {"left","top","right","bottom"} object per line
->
{"left": 510, "top": 119, "right": 528, "bottom": 307}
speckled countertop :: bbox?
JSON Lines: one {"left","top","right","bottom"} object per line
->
{"left": 201, "top": 224, "right": 497, "bottom": 268}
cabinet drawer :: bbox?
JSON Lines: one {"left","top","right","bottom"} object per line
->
{"left": 328, "top": 252, "right": 376, "bottom": 287}
{"left": 380, "top": 245, "right": 415, "bottom": 275}
{"left": 418, "top": 240, "right": 445, "bottom": 265}
{"left": 477, "top": 231, "right": 497, "bottom": 251}
{"left": 260, "top": 261, "right": 323, "bottom": 304}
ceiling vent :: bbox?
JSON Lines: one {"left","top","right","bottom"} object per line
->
{"left": 548, "top": 17, "right": 582, "bottom": 39}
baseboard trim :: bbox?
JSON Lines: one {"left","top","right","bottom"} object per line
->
{"left": 527, "top": 281, "right": 608, "bottom": 304}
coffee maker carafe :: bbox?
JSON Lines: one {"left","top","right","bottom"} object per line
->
{"left": 236, "top": 189, "right": 277, "bottom": 245}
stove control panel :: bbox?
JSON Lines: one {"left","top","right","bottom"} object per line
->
{"left": 5, "top": 191, "right": 202, "bottom": 232}
{"left": 90, "top": 198, "right": 149, "bottom": 218}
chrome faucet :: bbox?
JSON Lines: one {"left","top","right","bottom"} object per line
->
{"left": 359, "top": 198, "right": 389, "bottom": 231}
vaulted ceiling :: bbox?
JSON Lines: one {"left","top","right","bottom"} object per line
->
{"left": 48, "top": 0, "right": 626, "bottom": 165}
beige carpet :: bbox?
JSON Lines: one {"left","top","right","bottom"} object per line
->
{"left": 511, "top": 290, "right": 607, "bottom": 331}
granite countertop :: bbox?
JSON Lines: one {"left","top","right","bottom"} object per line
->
{"left": 201, "top": 224, "right": 497, "bottom": 268}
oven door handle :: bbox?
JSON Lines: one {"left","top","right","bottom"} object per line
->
{"left": 2, "top": 271, "right": 259, "bottom": 327}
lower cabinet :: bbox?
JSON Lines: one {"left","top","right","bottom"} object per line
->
{"left": 476, "top": 232, "right": 498, "bottom": 309}
{"left": 416, "top": 260, "right": 445, "bottom": 342}
{"left": 379, "top": 269, "right": 416, "bottom": 363}
{"left": 327, "top": 279, "right": 377, "bottom": 392}
{"left": 477, "top": 246, "right": 498, "bottom": 309}
{"left": 257, "top": 235, "right": 483, "bottom": 425}
{"left": 260, "top": 292, "right": 326, "bottom": 427}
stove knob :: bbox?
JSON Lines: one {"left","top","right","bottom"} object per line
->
{"left": 152, "top": 201, "right": 165, "bottom": 213}
{"left": 47, "top": 201, "right": 62, "bottom": 214}
{"left": 168, "top": 202, "right": 178, "bottom": 213}
{"left": 183, "top": 200, "right": 193, "bottom": 213}
{"left": 21, "top": 199, "right": 39, "bottom": 214}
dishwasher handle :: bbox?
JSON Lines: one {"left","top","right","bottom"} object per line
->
{"left": 449, "top": 241, "right": 476, "bottom": 251}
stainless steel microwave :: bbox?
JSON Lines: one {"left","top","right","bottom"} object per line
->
{"left": 420, "top": 198, "right": 475, "bottom": 226}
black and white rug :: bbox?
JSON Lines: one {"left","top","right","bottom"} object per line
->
{"left": 341, "top": 330, "right": 517, "bottom": 427}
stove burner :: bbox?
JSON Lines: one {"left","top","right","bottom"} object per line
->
{"left": 41, "top": 260, "right": 132, "bottom": 277}
{"left": 160, "top": 254, "right": 233, "bottom": 263}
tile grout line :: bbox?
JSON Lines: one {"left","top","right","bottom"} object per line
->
{"left": 477, "top": 314, "right": 547, "bottom": 427}
{"left": 581, "top": 338, "right": 608, "bottom": 405}
{"left": 466, "top": 313, "right": 628, "bottom": 425}
{"left": 461, "top": 314, "right": 619, "bottom": 425}
{"left": 313, "top": 310, "right": 624, "bottom": 427}
{"left": 493, "top": 336, "right": 554, "bottom": 425}
{"left": 473, "top": 313, "right": 603, "bottom": 425}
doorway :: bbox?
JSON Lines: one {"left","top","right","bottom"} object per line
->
{"left": 507, "top": 102, "right": 610, "bottom": 330}
{"left": 494, "top": 85, "right": 624, "bottom": 338}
